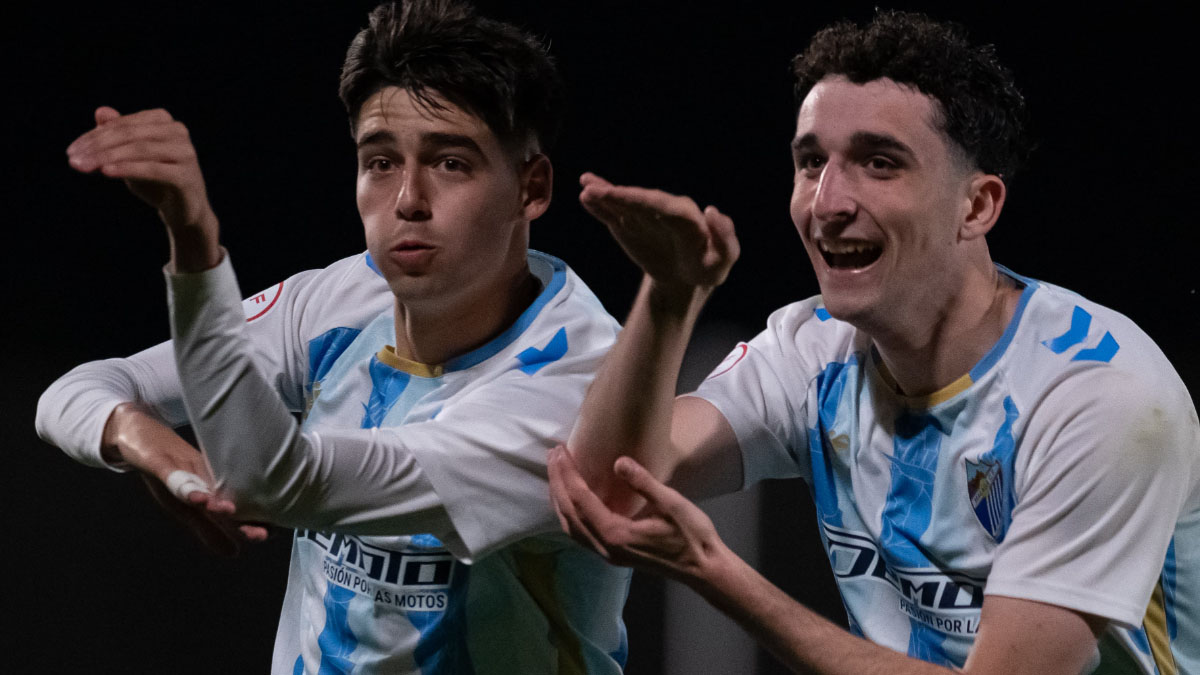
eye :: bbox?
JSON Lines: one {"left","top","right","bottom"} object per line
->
{"left": 364, "top": 157, "right": 395, "bottom": 173}
{"left": 865, "top": 156, "right": 900, "bottom": 175}
{"left": 795, "top": 152, "right": 826, "bottom": 175}
{"left": 436, "top": 157, "right": 470, "bottom": 173}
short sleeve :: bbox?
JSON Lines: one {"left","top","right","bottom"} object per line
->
{"left": 986, "top": 368, "right": 1199, "bottom": 627}
{"left": 692, "top": 305, "right": 820, "bottom": 487}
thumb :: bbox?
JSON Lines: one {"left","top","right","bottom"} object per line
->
{"left": 94, "top": 106, "right": 121, "bottom": 125}
{"left": 579, "top": 172, "right": 614, "bottom": 190}
{"left": 704, "top": 206, "right": 740, "bottom": 262}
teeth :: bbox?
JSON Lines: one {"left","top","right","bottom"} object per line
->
{"left": 818, "top": 240, "right": 877, "bottom": 254}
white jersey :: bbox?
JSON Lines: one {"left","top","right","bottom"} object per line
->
{"left": 693, "top": 267, "right": 1200, "bottom": 673}
{"left": 40, "top": 251, "right": 631, "bottom": 674}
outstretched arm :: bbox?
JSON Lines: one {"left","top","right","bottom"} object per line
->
{"left": 548, "top": 448, "right": 1107, "bottom": 675}
{"left": 569, "top": 173, "right": 741, "bottom": 512}
{"left": 53, "top": 107, "right": 265, "bottom": 554}
{"left": 64, "top": 108, "right": 600, "bottom": 559}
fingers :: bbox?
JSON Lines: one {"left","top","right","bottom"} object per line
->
{"left": 140, "top": 474, "right": 242, "bottom": 557}
{"left": 239, "top": 524, "right": 271, "bottom": 542}
{"left": 613, "top": 456, "right": 684, "bottom": 513}
{"left": 548, "top": 446, "right": 615, "bottom": 558}
{"left": 68, "top": 120, "right": 193, "bottom": 174}
{"left": 165, "top": 469, "right": 212, "bottom": 502}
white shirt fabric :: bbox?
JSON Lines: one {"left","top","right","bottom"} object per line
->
{"left": 692, "top": 267, "right": 1200, "bottom": 673}
{"left": 40, "top": 251, "right": 631, "bottom": 675}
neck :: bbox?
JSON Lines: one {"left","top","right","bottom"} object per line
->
{"left": 392, "top": 263, "right": 540, "bottom": 367}
{"left": 871, "top": 262, "right": 1021, "bottom": 398}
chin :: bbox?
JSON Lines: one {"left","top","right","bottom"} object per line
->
{"left": 817, "top": 290, "right": 878, "bottom": 328}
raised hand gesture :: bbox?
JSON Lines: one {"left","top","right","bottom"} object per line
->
{"left": 579, "top": 173, "right": 739, "bottom": 293}
{"left": 67, "top": 106, "right": 220, "bottom": 271}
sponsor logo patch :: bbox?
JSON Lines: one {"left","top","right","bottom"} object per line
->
{"left": 242, "top": 282, "right": 284, "bottom": 322}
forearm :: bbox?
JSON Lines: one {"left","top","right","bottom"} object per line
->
{"left": 570, "top": 275, "right": 709, "bottom": 509}
{"left": 166, "top": 258, "right": 456, "bottom": 538}
{"left": 694, "top": 545, "right": 956, "bottom": 675}
{"left": 167, "top": 257, "right": 308, "bottom": 513}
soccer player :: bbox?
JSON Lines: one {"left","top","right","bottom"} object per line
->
{"left": 38, "top": 1, "right": 630, "bottom": 672}
{"left": 549, "top": 11, "right": 1200, "bottom": 674}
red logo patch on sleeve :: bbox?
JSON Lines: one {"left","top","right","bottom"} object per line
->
{"left": 242, "top": 282, "right": 284, "bottom": 322}
{"left": 706, "top": 343, "right": 749, "bottom": 380}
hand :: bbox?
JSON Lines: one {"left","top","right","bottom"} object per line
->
{"left": 579, "top": 173, "right": 739, "bottom": 291}
{"left": 66, "top": 106, "right": 220, "bottom": 271}
{"left": 548, "top": 445, "right": 726, "bottom": 586}
{"left": 103, "top": 403, "right": 268, "bottom": 556}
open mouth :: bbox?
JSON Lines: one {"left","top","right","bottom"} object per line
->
{"left": 818, "top": 239, "right": 882, "bottom": 270}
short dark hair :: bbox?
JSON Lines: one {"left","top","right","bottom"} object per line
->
{"left": 339, "top": 0, "right": 564, "bottom": 154}
{"left": 792, "top": 11, "right": 1033, "bottom": 180}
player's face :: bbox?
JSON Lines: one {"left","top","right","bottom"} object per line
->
{"left": 790, "top": 76, "right": 975, "bottom": 330}
{"left": 355, "top": 87, "right": 541, "bottom": 310}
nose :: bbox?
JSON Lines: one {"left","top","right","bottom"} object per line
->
{"left": 394, "top": 169, "right": 431, "bottom": 221}
{"left": 811, "top": 161, "right": 857, "bottom": 225}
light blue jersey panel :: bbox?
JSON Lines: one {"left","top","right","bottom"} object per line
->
{"left": 698, "top": 267, "right": 1200, "bottom": 673}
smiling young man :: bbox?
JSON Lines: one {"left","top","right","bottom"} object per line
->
{"left": 37, "top": 1, "right": 630, "bottom": 673}
{"left": 550, "top": 11, "right": 1200, "bottom": 674}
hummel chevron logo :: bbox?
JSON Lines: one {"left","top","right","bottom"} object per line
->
{"left": 1041, "top": 305, "right": 1119, "bottom": 363}
{"left": 516, "top": 327, "right": 568, "bottom": 375}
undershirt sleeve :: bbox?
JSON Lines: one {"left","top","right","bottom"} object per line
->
{"left": 35, "top": 258, "right": 358, "bottom": 470}
{"left": 168, "top": 255, "right": 594, "bottom": 562}
{"left": 35, "top": 343, "right": 185, "bottom": 471}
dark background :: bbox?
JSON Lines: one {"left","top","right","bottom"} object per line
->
{"left": 5, "top": 2, "right": 1194, "bottom": 673}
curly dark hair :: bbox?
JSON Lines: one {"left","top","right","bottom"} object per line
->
{"left": 792, "top": 10, "right": 1033, "bottom": 180}
{"left": 339, "top": 0, "right": 564, "bottom": 155}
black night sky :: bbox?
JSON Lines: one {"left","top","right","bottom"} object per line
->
{"left": 5, "top": 3, "right": 1194, "bottom": 673}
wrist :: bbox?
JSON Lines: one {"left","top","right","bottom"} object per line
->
{"left": 644, "top": 276, "right": 712, "bottom": 322}
{"left": 167, "top": 208, "right": 222, "bottom": 273}
{"left": 100, "top": 402, "right": 144, "bottom": 466}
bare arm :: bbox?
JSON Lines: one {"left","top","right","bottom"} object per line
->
{"left": 568, "top": 173, "right": 741, "bottom": 511}
{"left": 548, "top": 448, "right": 1106, "bottom": 675}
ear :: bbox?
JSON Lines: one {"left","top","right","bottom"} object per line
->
{"left": 520, "top": 153, "right": 553, "bottom": 222}
{"left": 959, "top": 173, "right": 1006, "bottom": 241}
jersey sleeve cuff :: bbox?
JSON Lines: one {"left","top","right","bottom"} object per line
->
{"left": 984, "top": 576, "right": 1145, "bottom": 629}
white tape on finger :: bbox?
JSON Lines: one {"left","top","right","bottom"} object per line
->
{"left": 166, "top": 470, "right": 212, "bottom": 501}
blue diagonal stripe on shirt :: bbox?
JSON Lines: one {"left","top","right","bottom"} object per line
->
{"left": 361, "top": 356, "right": 412, "bottom": 428}
{"left": 317, "top": 584, "right": 358, "bottom": 674}
{"left": 411, "top": 558, "right": 474, "bottom": 675}
{"left": 809, "top": 357, "right": 859, "bottom": 527}
{"left": 880, "top": 412, "right": 953, "bottom": 665}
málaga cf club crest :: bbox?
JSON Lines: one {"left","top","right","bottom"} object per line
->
{"left": 965, "top": 458, "right": 1008, "bottom": 541}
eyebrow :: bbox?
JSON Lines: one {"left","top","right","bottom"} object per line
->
{"left": 849, "top": 132, "right": 916, "bottom": 160}
{"left": 355, "top": 129, "right": 484, "bottom": 157}
{"left": 422, "top": 132, "right": 484, "bottom": 156}
{"left": 790, "top": 131, "right": 917, "bottom": 161}
{"left": 356, "top": 129, "right": 396, "bottom": 149}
